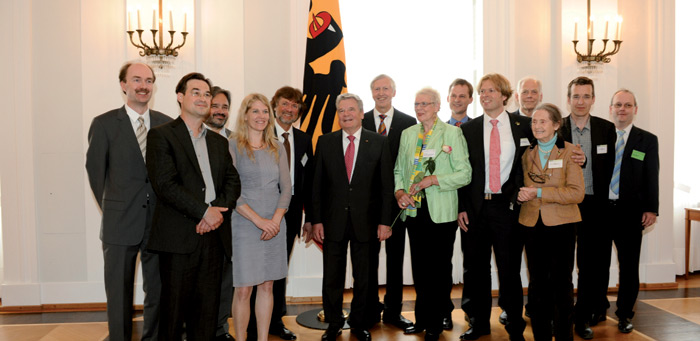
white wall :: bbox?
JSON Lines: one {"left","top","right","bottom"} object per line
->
{"left": 0, "top": 0, "right": 677, "bottom": 306}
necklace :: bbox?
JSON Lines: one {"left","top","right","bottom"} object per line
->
{"left": 250, "top": 142, "right": 265, "bottom": 150}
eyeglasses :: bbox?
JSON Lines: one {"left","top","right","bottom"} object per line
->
{"left": 528, "top": 171, "right": 551, "bottom": 184}
{"left": 612, "top": 103, "right": 635, "bottom": 109}
{"left": 414, "top": 102, "right": 434, "bottom": 108}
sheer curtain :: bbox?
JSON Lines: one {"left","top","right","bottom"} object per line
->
{"left": 674, "top": 0, "right": 700, "bottom": 274}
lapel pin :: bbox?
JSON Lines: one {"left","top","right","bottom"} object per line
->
{"left": 516, "top": 122, "right": 521, "bottom": 126}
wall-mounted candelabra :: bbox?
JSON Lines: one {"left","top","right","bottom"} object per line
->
{"left": 126, "top": 0, "right": 188, "bottom": 72}
{"left": 572, "top": 0, "right": 623, "bottom": 65}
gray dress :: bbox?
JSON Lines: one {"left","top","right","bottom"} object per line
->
{"left": 229, "top": 139, "right": 292, "bottom": 287}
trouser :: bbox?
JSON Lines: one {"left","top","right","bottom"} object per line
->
{"left": 525, "top": 219, "right": 576, "bottom": 341}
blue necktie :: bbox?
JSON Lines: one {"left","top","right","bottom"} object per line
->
{"left": 610, "top": 130, "right": 625, "bottom": 195}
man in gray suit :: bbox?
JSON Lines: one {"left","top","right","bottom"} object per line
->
{"left": 86, "top": 61, "right": 172, "bottom": 340}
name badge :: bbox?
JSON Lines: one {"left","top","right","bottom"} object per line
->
{"left": 548, "top": 159, "right": 563, "bottom": 168}
{"left": 597, "top": 144, "right": 608, "bottom": 154}
{"left": 520, "top": 138, "right": 530, "bottom": 147}
{"left": 423, "top": 149, "right": 436, "bottom": 158}
{"left": 301, "top": 154, "right": 309, "bottom": 166}
{"left": 631, "top": 150, "right": 646, "bottom": 161}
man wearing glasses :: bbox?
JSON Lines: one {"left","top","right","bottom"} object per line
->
{"left": 560, "top": 76, "right": 616, "bottom": 340}
{"left": 600, "top": 89, "right": 658, "bottom": 334}
{"left": 457, "top": 73, "right": 532, "bottom": 341}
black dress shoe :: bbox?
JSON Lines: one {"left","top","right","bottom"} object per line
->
{"left": 404, "top": 324, "right": 425, "bottom": 334}
{"left": 442, "top": 317, "right": 453, "bottom": 330}
{"left": 350, "top": 328, "right": 372, "bottom": 341}
{"left": 321, "top": 327, "right": 342, "bottom": 341}
{"left": 425, "top": 331, "right": 441, "bottom": 341}
{"left": 590, "top": 312, "right": 606, "bottom": 326}
{"left": 383, "top": 314, "right": 414, "bottom": 330}
{"left": 459, "top": 327, "right": 490, "bottom": 340}
{"left": 270, "top": 325, "right": 297, "bottom": 340}
{"left": 574, "top": 322, "right": 594, "bottom": 340}
{"left": 618, "top": 317, "right": 634, "bottom": 333}
{"left": 215, "top": 333, "right": 235, "bottom": 341}
{"left": 498, "top": 310, "right": 508, "bottom": 325}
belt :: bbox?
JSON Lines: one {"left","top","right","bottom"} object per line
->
{"left": 484, "top": 193, "right": 504, "bottom": 200}
{"left": 608, "top": 199, "right": 619, "bottom": 206}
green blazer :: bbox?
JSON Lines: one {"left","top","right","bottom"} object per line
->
{"left": 394, "top": 119, "right": 472, "bottom": 223}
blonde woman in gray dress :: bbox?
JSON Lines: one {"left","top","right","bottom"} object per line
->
{"left": 229, "top": 93, "right": 291, "bottom": 341}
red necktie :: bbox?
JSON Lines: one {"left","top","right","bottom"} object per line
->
{"left": 455, "top": 121, "right": 462, "bottom": 127}
{"left": 378, "top": 115, "right": 387, "bottom": 136}
{"left": 345, "top": 135, "right": 355, "bottom": 181}
{"left": 489, "top": 119, "right": 501, "bottom": 193}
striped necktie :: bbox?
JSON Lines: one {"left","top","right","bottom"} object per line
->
{"left": 610, "top": 130, "right": 625, "bottom": 195}
{"left": 136, "top": 117, "right": 147, "bottom": 162}
{"left": 378, "top": 114, "right": 387, "bottom": 136}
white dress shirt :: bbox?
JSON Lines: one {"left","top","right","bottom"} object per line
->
{"left": 124, "top": 104, "right": 151, "bottom": 133}
{"left": 373, "top": 107, "right": 395, "bottom": 135}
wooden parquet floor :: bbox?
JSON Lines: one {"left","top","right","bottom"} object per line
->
{"left": 1, "top": 275, "right": 700, "bottom": 340}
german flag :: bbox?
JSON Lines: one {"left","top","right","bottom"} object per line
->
{"left": 300, "top": 0, "right": 347, "bottom": 149}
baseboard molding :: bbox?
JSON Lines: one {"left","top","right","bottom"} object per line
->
{"left": 0, "top": 282, "right": 680, "bottom": 313}
{"left": 0, "top": 302, "right": 144, "bottom": 313}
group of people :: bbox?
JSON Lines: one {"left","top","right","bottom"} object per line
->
{"left": 86, "top": 62, "right": 659, "bottom": 341}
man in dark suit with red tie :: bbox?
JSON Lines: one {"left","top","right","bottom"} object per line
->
{"left": 457, "top": 73, "right": 532, "bottom": 341}
{"left": 601, "top": 89, "right": 659, "bottom": 334}
{"left": 311, "top": 93, "right": 394, "bottom": 341}
{"left": 146, "top": 72, "right": 241, "bottom": 340}
{"left": 362, "top": 74, "right": 416, "bottom": 331}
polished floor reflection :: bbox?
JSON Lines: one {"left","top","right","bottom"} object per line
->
{"left": 1, "top": 274, "right": 699, "bottom": 340}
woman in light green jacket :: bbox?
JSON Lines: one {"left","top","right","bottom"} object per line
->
{"left": 394, "top": 87, "right": 472, "bottom": 341}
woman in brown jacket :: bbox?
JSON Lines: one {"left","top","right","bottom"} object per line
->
{"left": 518, "top": 103, "right": 584, "bottom": 341}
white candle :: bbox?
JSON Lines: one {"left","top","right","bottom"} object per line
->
{"left": 128, "top": 11, "right": 132, "bottom": 31}
{"left": 589, "top": 16, "right": 595, "bottom": 39}
{"left": 617, "top": 17, "right": 623, "bottom": 40}
{"left": 152, "top": 9, "right": 156, "bottom": 30}
{"left": 183, "top": 13, "right": 187, "bottom": 32}
{"left": 137, "top": 10, "right": 141, "bottom": 30}
{"left": 574, "top": 21, "right": 578, "bottom": 40}
{"left": 169, "top": 11, "right": 174, "bottom": 31}
{"left": 604, "top": 19, "right": 609, "bottom": 39}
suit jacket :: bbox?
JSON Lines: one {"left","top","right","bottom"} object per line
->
{"left": 617, "top": 125, "right": 660, "bottom": 215}
{"left": 363, "top": 108, "right": 417, "bottom": 164}
{"left": 394, "top": 119, "right": 472, "bottom": 223}
{"left": 560, "top": 115, "right": 616, "bottom": 200}
{"left": 145, "top": 117, "right": 241, "bottom": 257}
{"left": 519, "top": 138, "right": 585, "bottom": 227}
{"left": 363, "top": 108, "right": 416, "bottom": 218}
{"left": 309, "top": 128, "right": 393, "bottom": 242}
{"left": 275, "top": 126, "right": 314, "bottom": 232}
{"left": 86, "top": 106, "right": 172, "bottom": 245}
{"left": 458, "top": 113, "right": 534, "bottom": 220}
